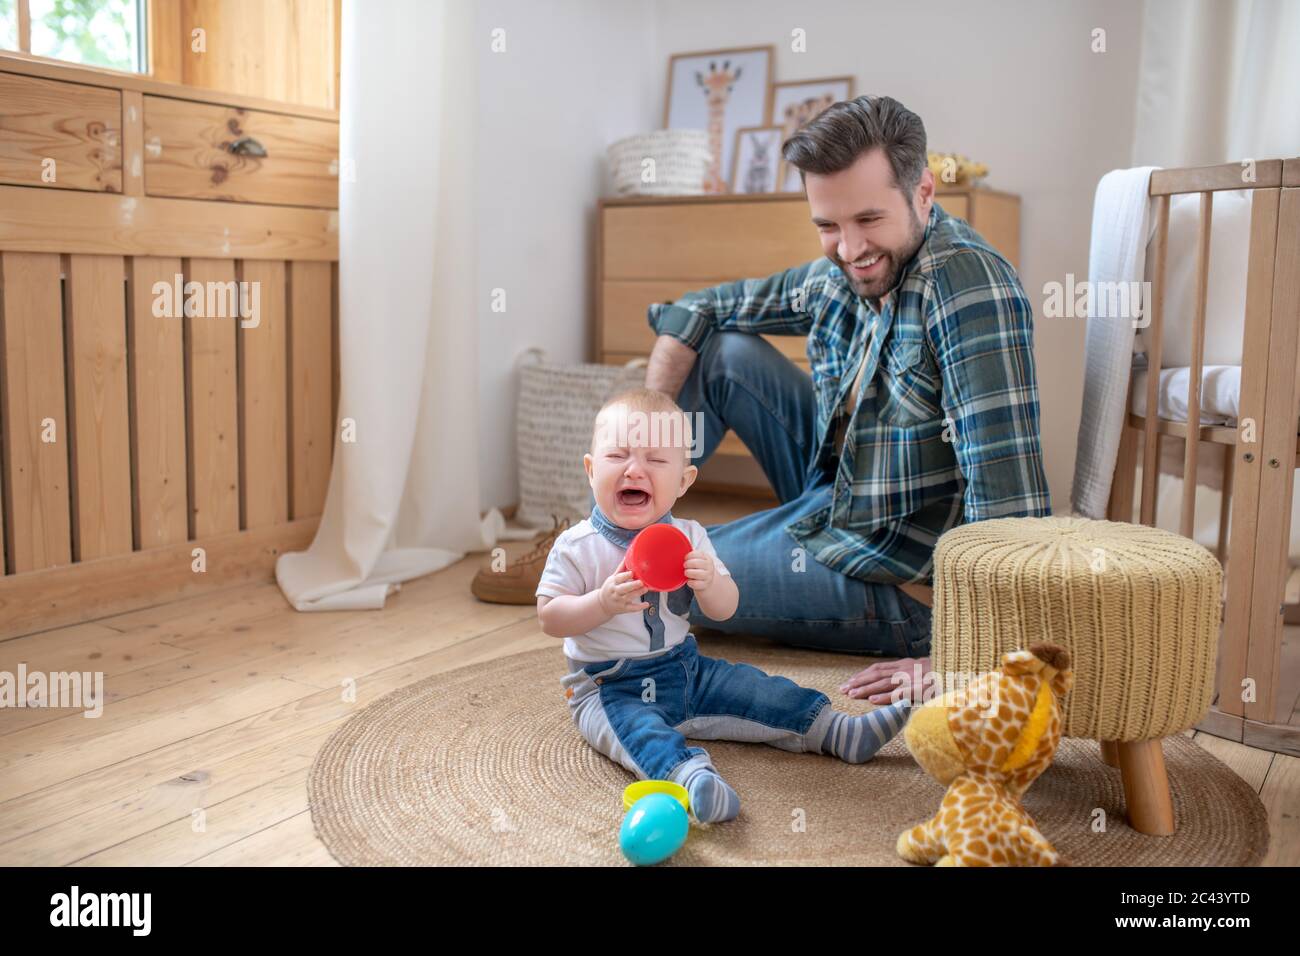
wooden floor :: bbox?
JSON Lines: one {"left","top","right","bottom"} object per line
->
{"left": 0, "top": 491, "right": 1296, "bottom": 866}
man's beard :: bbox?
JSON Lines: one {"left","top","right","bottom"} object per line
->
{"left": 835, "top": 204, "right": 926, "bottom": 304}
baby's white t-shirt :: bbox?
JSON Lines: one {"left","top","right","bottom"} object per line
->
{"left": 535, "top": 516, "right": 730, "bottom": 663}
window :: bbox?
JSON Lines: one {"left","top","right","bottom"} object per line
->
{"left": 0, "top": 0, "right": 18, "bottom": 50}
{"left": 0, "top": 0, "right": 146, "bottom": 73}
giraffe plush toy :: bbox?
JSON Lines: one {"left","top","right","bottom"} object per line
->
{"left": 896, "top": 642, "right": 1073, "bottom": 867}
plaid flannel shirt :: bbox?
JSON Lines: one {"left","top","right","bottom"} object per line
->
{"left": 647, "top": 201, "right": 1051, "bottom": 585}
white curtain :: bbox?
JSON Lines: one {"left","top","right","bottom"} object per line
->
{"left": 1131, "top": 0, "right": 1300, "bottom": 167}
{"left": 276, "top": 0, "right": 521, "bottom": 612}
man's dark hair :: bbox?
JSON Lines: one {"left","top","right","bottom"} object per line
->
{"left": 781, "top": 95, "right": 928, "bottom": 200}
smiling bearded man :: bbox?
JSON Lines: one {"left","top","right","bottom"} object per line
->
{"left": 641, "top": 94, "right": 1051, "bottom": 704}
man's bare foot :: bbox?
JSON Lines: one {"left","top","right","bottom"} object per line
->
{"left": 839, "top": 656, "right": 930, "bottom": 705}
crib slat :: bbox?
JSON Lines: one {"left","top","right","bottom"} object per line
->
{"left": 1180, "top": 192, "right": 1213, "bottom": 538}
{"left": 128, "top": 257, "right": 189, "bottom": 549}
{"left": 1217, "top": 443, "right": 1233, "bottom": 564}
{"left": 185, "top": 259, "right": 241, "bottom": 538}
{"left": 0, "top": 252, "right": 72, "bottom": 571}
{"left": 1140, "top": 194, "right": 1170, "bottom": 525}
{"left": 1108, "top": 423, "right": 1139, "bottom": 522}
{"left": 238, "top": 260, "right": 289, "bottom": 529}
{"left": 1218, "top": 187, "right": 1282, "bottom": 718}
{"left": 65, "top": 254, "right": 133, "bottom": 561}
{"left": 1242, "top": 187, "right": 1300, "bottom": 722}
{"left": 1108, "top": 361, "right": 1139, "bottom": 523}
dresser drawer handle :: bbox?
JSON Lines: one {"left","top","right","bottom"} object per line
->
{"left": 228, "top": 136, "right": 268, "bottom": 158}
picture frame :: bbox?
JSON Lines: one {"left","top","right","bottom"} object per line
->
{"left": 770, "top": 76, "right": 855, "bottom": 193}
{"left": 729, "top": 125, "right": 783, "bottom": 194}
{"left": 664, "top": 45, "right": 774, "bottom": 194}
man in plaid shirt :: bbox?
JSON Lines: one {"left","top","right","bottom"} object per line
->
{"left": 644, "top": 96, "right": 1051, "bottom": 702}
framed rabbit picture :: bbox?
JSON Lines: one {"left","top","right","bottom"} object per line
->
{"left": 729, "top": 126, "right": 783, "bottom": 194}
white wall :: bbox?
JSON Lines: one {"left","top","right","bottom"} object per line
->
{"left": 475, "top": 0, "right": 659, "bottom": 510}
{"left": 476, "top": 0, "right": 1146, "bottom": 513}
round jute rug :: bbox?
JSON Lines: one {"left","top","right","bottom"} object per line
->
{"left": 308, "top": 637, "right": 1270, "bottom": 866}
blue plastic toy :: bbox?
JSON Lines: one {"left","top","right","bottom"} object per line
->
{"left": 618, "top": 792, "right": 689, "bottom": 865}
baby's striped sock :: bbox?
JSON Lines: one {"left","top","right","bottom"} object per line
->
{"left": 819, "top": 700, "right": 912, "bottom": 764}
{"left": 679, "top": 765, "right": 740, "bottom": 824}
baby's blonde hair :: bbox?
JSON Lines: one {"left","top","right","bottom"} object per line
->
{"left": 591, "top": 388, "right": 694, "bottom": 458}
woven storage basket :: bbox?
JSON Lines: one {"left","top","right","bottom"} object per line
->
{"left": 930, "top": 516, "right": 1222, "bottom": 741}
{"left": 514, "top": 349, "right": 647, "bottom": 530}
{"left": 606, "top": 130, "right": 711, "bottom": 197}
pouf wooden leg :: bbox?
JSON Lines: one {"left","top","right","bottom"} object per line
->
{"left": 1099, "top": 740, "right": 1120, "bottom": 768}
{"left": 1116, "top": 738, "right": 1175, "bottom": 835}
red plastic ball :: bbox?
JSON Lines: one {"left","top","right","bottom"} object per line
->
{"left": 623, "top": 524, "right": 692, "bottom": 591}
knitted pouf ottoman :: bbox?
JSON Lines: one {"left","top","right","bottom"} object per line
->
{"left": 929, "top": 515, "right": 1222, "bottom": 835}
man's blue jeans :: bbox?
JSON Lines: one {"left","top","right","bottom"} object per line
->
{"left": 674, "top": 331, "right": 932, "bottom": 658}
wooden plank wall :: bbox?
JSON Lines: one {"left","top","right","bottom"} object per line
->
{"left": 149, "top": 0, "right": 342, "bottom": 111}
{"left": 0, "top": 252, "right": 71, "bottom": 573}
{"left": 0, "top": 20, "right": 339, "bottom": 637}
{"left": 0, "top": 253, "right": 337, "bottom": 578}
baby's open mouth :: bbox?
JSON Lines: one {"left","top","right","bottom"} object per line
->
{"left": 617, "top": 489, "right": 650, "bottom": 508}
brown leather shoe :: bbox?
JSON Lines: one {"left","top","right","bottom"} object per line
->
{"left": 471, "top": 515, "right": 573, "bottom": 605}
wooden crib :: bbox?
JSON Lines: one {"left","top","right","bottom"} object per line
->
{"left": 1107, "top": 157, "right": 1300, "bottom": 757}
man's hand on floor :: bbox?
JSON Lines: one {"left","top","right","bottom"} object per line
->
{"left": 840, "top": 657, "right": 930, "bottom": 705}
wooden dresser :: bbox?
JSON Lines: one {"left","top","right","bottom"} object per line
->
{"left": 596, "top": 188, "right": 1020, "bottom": 463}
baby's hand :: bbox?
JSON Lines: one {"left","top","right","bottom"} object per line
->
{"left": 684, "top": 550, "right": 716, "bottom": 592}
{"left": 598, "top": 569, "right": 650, "bottom": 616}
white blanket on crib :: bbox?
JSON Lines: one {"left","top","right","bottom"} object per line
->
{"left": 1070, "top": 166, "right": 1160, "bottom": 518}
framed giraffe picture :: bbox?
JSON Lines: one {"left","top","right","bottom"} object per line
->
{"left": 729, "top": 125, "right": 783, "bottom": 194}
{"left": 770, "top": 76, "right": 855, "bottom": 193}
{"left": 663, "top": 45, "right": 774, "bottom": 194}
